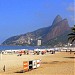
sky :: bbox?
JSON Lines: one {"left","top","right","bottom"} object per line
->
{"left": 0, "top": 0, "right": 75, "bottom": 43}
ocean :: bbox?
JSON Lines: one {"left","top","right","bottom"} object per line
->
{"left": 0, "top": 46, "right": 47, "bottom": 51}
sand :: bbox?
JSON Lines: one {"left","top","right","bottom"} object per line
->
{"left": 0, "top": 51, "right": 75, "bottom": 75}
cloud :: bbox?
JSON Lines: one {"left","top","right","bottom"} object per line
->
{"left": 67, "top": 3, "right": 75, "bottom": 12}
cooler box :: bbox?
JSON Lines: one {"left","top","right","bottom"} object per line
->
{"left": 23, "top": 61, "right": 29, "bottom": 71}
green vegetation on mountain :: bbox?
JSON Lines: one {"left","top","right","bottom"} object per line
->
{"left": 68, "top": 25, "right": 75, "bottom": 44}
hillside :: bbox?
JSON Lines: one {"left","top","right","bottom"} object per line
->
{"left": 2, "top": 15, "right": 71, "bottom": 46}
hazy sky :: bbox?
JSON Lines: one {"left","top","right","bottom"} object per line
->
{"left": 0, "top": 0, "right": 75, "bottom": 43}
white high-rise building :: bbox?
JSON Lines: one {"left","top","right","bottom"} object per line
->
{"left": 37, "top": 39, "right": 41, "bottom": 46}
{"left": 28, "top": 37, "right": 31, "bottom": 44}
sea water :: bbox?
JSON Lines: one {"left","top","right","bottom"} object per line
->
{"left": 0, "top": 46, "right": 47, "bottom": 51}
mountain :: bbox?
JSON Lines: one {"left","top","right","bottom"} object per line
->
{"left": 43, "top": 19, "right": 70, "bottom": 42}
{"left": 2, "top": 15, "right": 71, "bottom": 46}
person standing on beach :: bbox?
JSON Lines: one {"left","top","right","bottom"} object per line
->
{"left": 3, "top": 65, "right": 5, "bottom": 72}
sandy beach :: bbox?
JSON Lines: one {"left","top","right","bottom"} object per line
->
{"left": 0, "top": 51, "right": 75, "bottom": 75}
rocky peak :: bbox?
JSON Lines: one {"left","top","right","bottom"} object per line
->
{"left": 52, "top": 15, "right": 62, "bottom": 26}
{"left": 59, "top": 19, "right": 70, "bottom": 29}
{"left": 43, "top": 16, "right": 70, "bottom": 42}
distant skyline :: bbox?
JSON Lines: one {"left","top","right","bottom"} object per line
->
{"left": 0, "top": 0, "right": 75, "bottom": 43}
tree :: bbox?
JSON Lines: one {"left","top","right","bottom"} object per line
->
{"left": 68, "top": 25, "right": 75, "bottom": 44}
